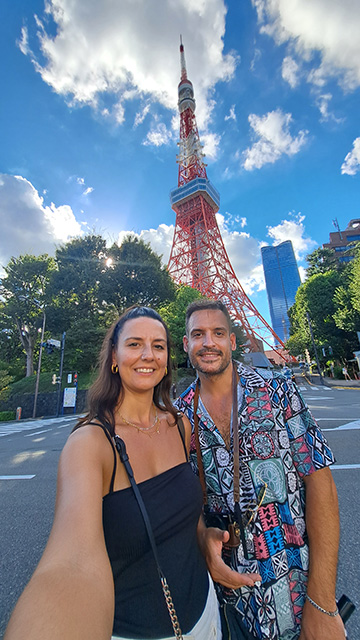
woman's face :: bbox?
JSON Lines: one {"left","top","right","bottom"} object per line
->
{"left": 113, "top": 316, "right": 168, "bottom": 393}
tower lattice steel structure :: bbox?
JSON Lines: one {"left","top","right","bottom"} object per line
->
{"left": 168, "top": 39, "right": 287, "bottom": 356}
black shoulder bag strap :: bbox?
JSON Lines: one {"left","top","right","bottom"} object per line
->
{"left": 114, "top": 435, "right": 183, "bottom": 640}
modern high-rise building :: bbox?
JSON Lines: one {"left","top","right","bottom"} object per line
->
{"left": 261, "top": 241, "right": 301, "bottom": 345}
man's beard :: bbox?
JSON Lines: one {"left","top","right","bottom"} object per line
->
{"left": 188, "top": 349, "right": 232, "bottom": 377}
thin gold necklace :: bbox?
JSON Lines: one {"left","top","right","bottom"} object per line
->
{"left": 119, "top": 408, "right": 160, "bottom": 436}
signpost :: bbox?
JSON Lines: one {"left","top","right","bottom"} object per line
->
{"left": 63, "top": 387, "right": 77, "bottom": 408}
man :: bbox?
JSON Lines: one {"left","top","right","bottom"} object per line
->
{"left": 175, "top": 299, "right": 345, "bottom": 640}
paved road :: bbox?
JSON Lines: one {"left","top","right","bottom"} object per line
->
{"left": 0, "top": 416, "right": 77, "bottom": 637}
{"left": 0, "top": 383, "right": 359, "bottom": 638}
{"left": 297, "top": 379, "right": 360, "bottom": 638}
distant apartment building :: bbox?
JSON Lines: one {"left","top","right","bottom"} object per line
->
{"left": 261, "top": 240, "right": 301, "bottom": 345}
{"left": 323, "top": 218, "right": 360, "bottom": 263}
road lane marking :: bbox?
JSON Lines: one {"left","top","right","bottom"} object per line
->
{"left": 0, "top": 475, "right": 36, "bottom": 480}
{"left": 24, "top": 429, "right": 51, "bottom": 436}
{"left": 0, "top": 415, "right": 77, "bottom": 437}
{"left": 323, "top": 420, "right": 360, "bottom": 431}
{"left": 331, "top": 464, "right": 360, "bottom": 470}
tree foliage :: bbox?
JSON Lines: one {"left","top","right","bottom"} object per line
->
{"left": 305, "top": 247, "right": 338, "bottom": 277}
{"left": 98, "top": 236, "right": 175, "bottom": 313}
{"left": 0, "top": 368, "right": 13, "bottom": 403}
{"left": 0, "top": 254, "right": 56, "bottom": 376}
{"left": 0, "top": 234, "right": 177, "bottom": 378}
{"left": 287, "top": 270, "right": 358, "bottom": 362}
{"left": 158, "top": 286, "right": 202, "bottom": 367}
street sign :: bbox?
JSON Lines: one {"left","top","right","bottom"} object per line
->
{"left": 67, "top": 373, "right": 73, "bottom": 383}
{"left": 48, "top": 338, "right": 61, "bottom": 349}
{"left": 63, "top": 387, "right": 77, "bottom": 408}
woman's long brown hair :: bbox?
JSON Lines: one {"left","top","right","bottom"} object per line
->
{"left": 73, "top": 306, "right": 178, "bottom": 436}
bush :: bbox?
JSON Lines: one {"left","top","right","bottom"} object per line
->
{"left": 333, "top": 365, "right": 343, "bottom": 379}
{"left": 0, "top": 410, "right": 16, "bottom": 422}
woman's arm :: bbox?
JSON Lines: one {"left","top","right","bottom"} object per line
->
{"left": 4, "top": 427, "right": 115, "bottom": 640}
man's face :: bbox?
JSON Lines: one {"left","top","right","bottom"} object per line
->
{"left": 183, "top": 309, "right": 236, "bottom": 376}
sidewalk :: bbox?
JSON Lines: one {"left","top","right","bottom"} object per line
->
{"left": 301, "top": 372, "right": 360, "bottom": 388}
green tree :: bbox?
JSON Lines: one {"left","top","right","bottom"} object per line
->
{"left": 305, "top": 247, "right": 338, "bottom": 277}
{"left": 98, "top": 236, "right": 175, "bottom": 313}
{"left": 333, "top": 242, "right": 360, "bottom": 336}
{"left": 287, "top": 271, "right": 351, "bottom": 361}
{"left": 0, "top": 368, "right": 13, "bottom": 403}
{"left": 47, "top": 234, "right": 107, "bottom": 332}
{"left": 158, "top": 286, "right": 202, "bottom": 366}
{"left": 63, "top": 319, "right": 106, "bottom": 373}
{"left": 0, "top": 254, "right": 56, "bottom": 376}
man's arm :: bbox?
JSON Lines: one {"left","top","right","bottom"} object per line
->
{"left": 197, "top": 516, "right": 261, "bottom": 589}
{"left": 299, "top": 467, "right": 345, "bottom": 640}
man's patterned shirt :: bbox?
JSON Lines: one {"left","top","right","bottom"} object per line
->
{"left": 175, "top": 363, "right": 335, "bottom": 640}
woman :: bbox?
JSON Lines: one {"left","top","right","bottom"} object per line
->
{"left": 5, "top": 306, "right": 220, "bottom": 640}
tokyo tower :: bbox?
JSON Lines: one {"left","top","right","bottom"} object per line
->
{"left": 167, "top": 38, "right": 287, "bottom": 357}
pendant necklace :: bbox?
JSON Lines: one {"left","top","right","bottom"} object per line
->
{"left": 119, "top": 408, "right": 160, "bottom": 437}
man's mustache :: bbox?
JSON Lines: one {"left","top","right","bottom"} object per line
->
{"left": 196, "top": 349, "right": 223, "bottom": 356}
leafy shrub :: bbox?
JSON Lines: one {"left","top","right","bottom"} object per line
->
{"left": 0, "top": 410, "right": 16, "bottom": 422}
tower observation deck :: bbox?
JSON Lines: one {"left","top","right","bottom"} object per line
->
{"left": 167, "top": 38, "right": 288, "bottom": 357}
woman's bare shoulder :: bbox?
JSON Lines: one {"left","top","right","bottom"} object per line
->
{"left": 60, "top": 422, "right": 115, "bottom": 482}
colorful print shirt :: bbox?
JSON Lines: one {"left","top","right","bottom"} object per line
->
{"left": 175, "top": 363, "right": 335, "bottom": 640}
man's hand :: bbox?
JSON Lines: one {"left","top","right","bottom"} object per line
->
{"left": 299, "top": 600, "right": 346, "bottom": 640}
{"left": 197, "top": 520, "right": 261, "bottom": 589}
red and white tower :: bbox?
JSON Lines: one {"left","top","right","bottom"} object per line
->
{"left": 168, "top": 39, "right": 287, "bottom": 356}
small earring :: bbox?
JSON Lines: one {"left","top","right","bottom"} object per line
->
{"left": 165, "top": 366, "right": 168, "bottom": 375}
{"left": 111, "top": 363, "right": 119, "bottom": 374}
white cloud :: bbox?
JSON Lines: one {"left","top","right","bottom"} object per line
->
{"left": 216, "top": 213, "right": 264, "bottom": 294}
{"left": 83, "top": 187, "right": 94, "bottom": 196}
{"left": 21, "top": 0, "right": 237, "bottom": 134}
{"left": 243, "top": 109, "right": 308, "bottom": 170}
{"left": 134, "top": 104, "right": 151, "bottom": 128}
{"left": 281, "top": 56, "right": 300, "bottom": 88}
{"left": 0, "top": 174, "right": 82, "bottom": 267}
{"left": 201, "top": 132, "right": 222, "bottom": 160}
{"left": 116, "top": 224, "right": 175, "bottom": 264}
{"left": 252, "top": 0, "right": 360, "bottom": 91}
{"left": 315, "top": 93, "right": 332, "bottom": 120}
{"left": 341, "top": 137, "right": 360, "bottom": 175}
{"left": 142, "top": 123, "right": 174, "bottom": 147}
{"left": 17, "top": 26, "right": 30, "bottom": 56}
{"left": 266, "top": 212, "right": 316, "bottom": 259}
{"left": 225, "top": 105, "right": 236, "bottom": 122}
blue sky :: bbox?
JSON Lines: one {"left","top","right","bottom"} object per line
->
{"left": 1, "top": 0, "right": 359, "bottom": 326}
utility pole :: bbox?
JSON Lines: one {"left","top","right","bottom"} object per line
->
{"left": 33, "top": 310, "right": 46, "bottom": 419}
{"left": 306, "top": 312, "right": 324, "bottom": 385}
{"left": 56, "top": 332, "right": 66, "bottom": 417}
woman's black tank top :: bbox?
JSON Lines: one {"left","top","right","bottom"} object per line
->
{"left": 100, "top": 424, "right": 209, "bottom": 639}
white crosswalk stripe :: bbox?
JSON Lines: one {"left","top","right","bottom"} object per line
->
{"left": 0, "top": 415, "right": 76, "bottom": 438}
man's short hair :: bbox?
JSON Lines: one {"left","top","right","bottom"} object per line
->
{"left": 185, "top": 299, "right": 232, "bottom": 334}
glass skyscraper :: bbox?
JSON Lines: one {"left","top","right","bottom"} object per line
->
{"left": 261, "top": 240, "right": 301, "bottom": 345}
